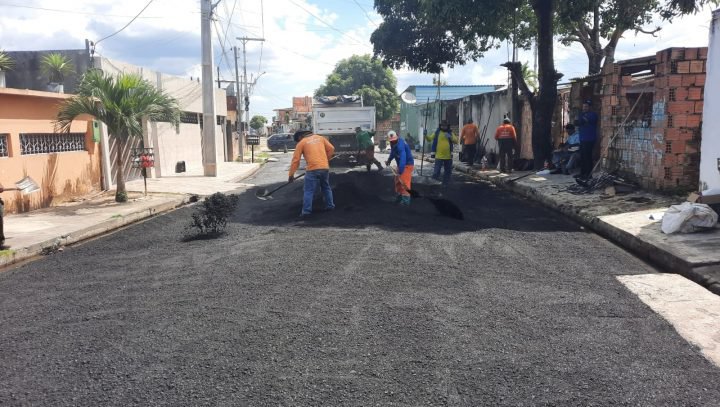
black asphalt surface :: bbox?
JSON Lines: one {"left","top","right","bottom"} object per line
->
{"left": 2, "top": 155, "right": 720, "bottom": 406}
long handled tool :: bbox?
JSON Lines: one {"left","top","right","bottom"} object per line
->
{"left": 255, "top": 173, "right": 306, "bottom": 200}
{"left": 419, "top": 97, "right": 430, "bottom": 176}
{"left": 389, "top": 166, "right": 464, "bottom": 220}
{"left": 255, "top": 156, "right": 338, "bottom": 200}
{"left": 2, "top": 176, "right": 41, "bottom": 194}
{"left": 507, "top": 171, "right": 537, "bottom": 184}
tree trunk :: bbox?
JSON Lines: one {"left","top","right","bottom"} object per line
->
{"left": 588, "top": 50, "right": 603, "bottom": 75}
{"left": 531, "top": 0, "right": 558, "bottom": 170}
{"left": 115, "top": 138, "right": 127, "bottom": 202}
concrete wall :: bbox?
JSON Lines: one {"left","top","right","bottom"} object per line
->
{"left": 5, "top": 49, "right": 90, "bottom": 94}
{"left": 96, "top": 57, "right": 228, "bottom": 177}
{"left": 464, "top": 90, "right": 512, "bottom": 156}
{"left": 0, "top": 88, "right": 100, "bottom": 213}
{"left": 700, "top": 9, "right": 720, "bottom": 193}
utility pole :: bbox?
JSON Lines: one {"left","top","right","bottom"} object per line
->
{"left": 200, "top": 0, "right": 218, "bottom": 176}
{"left": 234, "top": 46, "right": 243, "bottom": 159}
{"left": 236, "top": 36, "right": 264, "bottom": 161}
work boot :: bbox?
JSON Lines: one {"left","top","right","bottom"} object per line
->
{"left": 400, "top": 196, "right": 411, "bottom": 206}
{"left": 376, "top": 162, "right": 383, "bottom": 170}
{"left": 394, "top": 194, "right": 403, "bottom": 204}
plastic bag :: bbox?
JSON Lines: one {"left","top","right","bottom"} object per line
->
{"left": 661, "top": 202, "right": 719, "bottom": 234}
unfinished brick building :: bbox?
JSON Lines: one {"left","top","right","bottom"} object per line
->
{"left": 600, "top": 47, "right": 707, "bottom": 192}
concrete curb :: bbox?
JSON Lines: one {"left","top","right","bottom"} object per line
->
{"left": 417, "top": 154, "right": 720, "bottom": 295}
{"left": 0, "top": 196, "right": 189, "bottom": 269}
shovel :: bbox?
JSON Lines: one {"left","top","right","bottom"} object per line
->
{"left": 2, "top": 176, "right": 41, "bottom": 194}
{"left": 389, "top": 166, "right": 464, "bottom": 220}
{"left": 255, "top": 173, "right": 306, "bottom": 200}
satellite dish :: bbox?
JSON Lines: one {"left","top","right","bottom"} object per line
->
{"left": 400, "top": 91, "right": 417, "bottom": 105}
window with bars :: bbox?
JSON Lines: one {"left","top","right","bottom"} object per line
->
{"left": 667, "top": 116, "right": 674, "bottom": 128}
{"left": 669, "top": 88, "right": 676, "bottom": 101}
{"left": 20, "top": 133, "right": 86, "bottom": 155}
{"left": 670, "top": 61, "right": 678, "bottom": 74}
{"left": 180, "top": 112, "right": 199, "bottom": 124}
{"left": 0, "top": 134, "right": 8, "bottom": 157}
{"left": 665, "top": 141, "right": 673, "bottom": 153}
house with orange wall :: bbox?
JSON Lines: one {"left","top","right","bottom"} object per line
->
{"left": 0, "top": 88, "right": 100, "bottom": 214}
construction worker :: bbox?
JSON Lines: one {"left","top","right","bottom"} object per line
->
{"left": 355, "top": 127, "right": 383, "bottom": 171}
{"left": 494, "top": 117, "right": 517, "bottom": 173}
{"left": 425, "top": 120, "right": 458, "bottom": 186}
{"left": 460, "top": 118, "right": 480, "bottom": 166}
{"left": 385, "top": 131, "right": 415, "bottom": 205}
{"left": 288, "top": 130, "right": 336, "bottom": 217}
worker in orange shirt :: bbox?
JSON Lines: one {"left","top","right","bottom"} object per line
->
{"left": 459, "top": 118, "right": 480, "bottom": 166}
{"left": 288, "top": 130, "right": 336, "bottom": 217}
{"left": 494, "top": 117, "right": 517, "bottom": 173}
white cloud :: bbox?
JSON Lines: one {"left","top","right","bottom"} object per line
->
{"left": 0, "top": 1, "right": 716, "bottom": 119}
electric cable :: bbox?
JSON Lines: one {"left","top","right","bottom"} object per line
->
{"left": 94, "top": 0, "right": 156, "bottom": 46}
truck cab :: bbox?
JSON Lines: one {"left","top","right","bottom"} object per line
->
{"left": 312, "top": 95, "right": 376, "bottom": 166}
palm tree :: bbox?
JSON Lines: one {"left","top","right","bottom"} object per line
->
{"left": 40, "top": 53, "right": 75, "bottom": 92}
{"left": 0, "top": 50, "right": 14, "bottom": 88}
{"left": 55, "top": 70, "right": 181, "bottom": 202}
{"left": 521, "top": 61, "right": 539, "bottom": 93}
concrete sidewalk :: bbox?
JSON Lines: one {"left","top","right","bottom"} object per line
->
{"left": 1, "top": 161, "right": 261, "bottom": 268}
{"left": 420, "top": 156, "right": 720, "bottom": 294}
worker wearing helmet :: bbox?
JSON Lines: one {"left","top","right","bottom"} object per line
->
{"left": 289, "top": 130, "right": 336, "bottom": 217}
{"left": 385, "top": 131, "right": 415, "bottom": 205}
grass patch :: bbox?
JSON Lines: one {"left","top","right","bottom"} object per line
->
{"left": 0, "top": 249, "right": 15, "bottom": 257}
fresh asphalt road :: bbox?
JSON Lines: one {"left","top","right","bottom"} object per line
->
{"left": 1, "top": 154, "right": 720, "bottom": 406}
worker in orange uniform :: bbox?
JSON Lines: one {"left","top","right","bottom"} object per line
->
{"left": 385, "top": 131, "right": 415, "bottom": 205}
{"left": 460, "top": 118, "right": 480, "bottom": 166}
{"left": 494, "top": 117, "right": 517, "bottom": 173}
{"left": 288, "top": 130, "right": 336, "bottom": 217}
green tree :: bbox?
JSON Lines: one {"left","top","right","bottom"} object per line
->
{"left": 40, "top": 53, "right": 74, "bottom": 84}
{"left": 521, "top": 61, "right": 539, "bottom": 92}
{"left": 371, "top": 0, "right": 716, "bottom": 168}
{"left": 557, "top": 0, "right": 719, "bottom": 75}
{"left": 372, "top": 0, "right": 558, "bottom": 168}
{"left": 315, "top": 54, "right": 399, "bottom": 121}
{"left": 250, "top": 115, "right": 268, "bottom": 131}
{"left": 0, "top": 50, "right": 15, "bottom": 71}
{"left": 55, "top": 70, "right": 181, "bottom": 202}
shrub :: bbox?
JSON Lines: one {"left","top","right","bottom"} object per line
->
{"left": 188, "top": 192, "right": 239, "bottom": 236}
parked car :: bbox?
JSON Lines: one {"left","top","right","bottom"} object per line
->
{"left": 267, "top": 133, "right": 296, "bottom": 152}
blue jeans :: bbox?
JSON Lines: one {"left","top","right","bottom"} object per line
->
{"left": 302, "top": 169, "right": 334, "bottom": 215}
{"left": 433, "top": 159, "right": 453, "bottom": 186}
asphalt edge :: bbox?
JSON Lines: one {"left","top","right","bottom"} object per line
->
{"left": 417, "top": 154, "right": 720, "bottom": 295}
{"left": 0, "top": 196, "right": 190, "bottom": 269}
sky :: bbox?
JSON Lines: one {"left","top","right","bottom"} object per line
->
{"left": 0, "top": 0, "right": 717, "bottom": 121}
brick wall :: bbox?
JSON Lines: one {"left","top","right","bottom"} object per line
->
{"left": 601, "top": 47, "right": 706, "bottom": 191}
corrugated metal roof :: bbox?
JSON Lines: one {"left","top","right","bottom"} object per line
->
{"left": 403, "top": 85, "right": 501, "bottom": 102}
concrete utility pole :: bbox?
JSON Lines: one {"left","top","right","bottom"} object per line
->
{"left": 201, "top": 0, "right": 219, "bottom": 176}
{"left": 236, "top": 36, "right": 264, "bottom": 160}
{"left": 234, "top": 46, "right": 243, "bottom": 157}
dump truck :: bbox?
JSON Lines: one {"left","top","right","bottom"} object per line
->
{"left": 312, "top": 95, "right": 376, "bottom": 166}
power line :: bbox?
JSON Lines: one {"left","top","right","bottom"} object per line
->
{"left": 95, "top": 0, "right": 156, "bottom": 46}
{"left": 0, "top": 2, "right": 169, "bottom": 18}
{"left": 286, "top": 0, "right": 370, "bottom": 48}
{"left": 230, "top": 25, "right": 336, "bottom": 67}
{"left": 352, "top": 0, "right": 378, "bottom": 27}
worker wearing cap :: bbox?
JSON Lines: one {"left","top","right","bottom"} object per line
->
{"left": 355, "top": 126, "right": 383, "bottom": 171}
{"left": 575, "top": 99, "right": 599, "bottom": 180}
{"left": 289, "top": 130, "right": 336, "bottom": 217}
{"left": 385, "top": 131, "right": 415, "bottom": 205}
{"left": 494, "top": 117, "right": 517, "bottom": 173}
{"left": 425, "top": 120, "right": 458, "bottom": 186}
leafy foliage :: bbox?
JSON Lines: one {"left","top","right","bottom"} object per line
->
{"left": 250, "top": 115, "right": 268, "bottom": 130}
{"left": 556, "top": 0, "right": 718, "bottom": 74}
{"left": 0, "top": 50, "right": 15, "bottom": 71}
{"left": 40, "top": 53, "right": 75, "bottom": 83}
{"left": 315, "top": 54, "right": 399, "bottom": 121}
{"left": 55, "top": 70, "right": 181, "bottom": 202}
{"left": 188, "top": 193, "right": 239, "bottom": 236}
